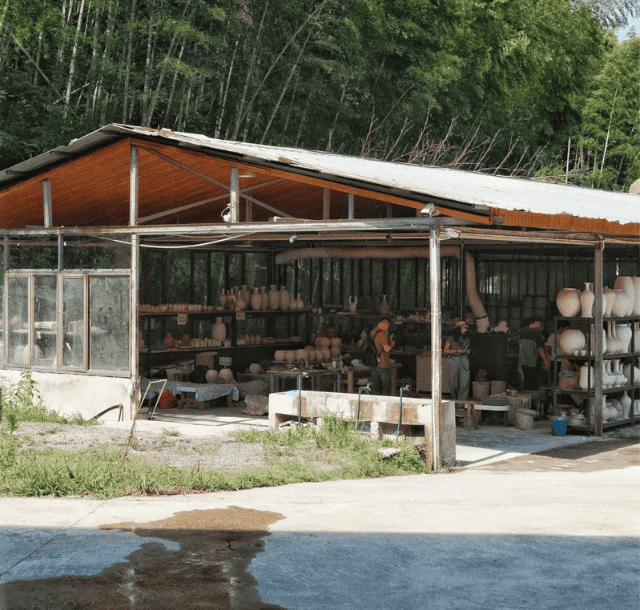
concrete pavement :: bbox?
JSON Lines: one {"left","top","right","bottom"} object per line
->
{"left": 1, "top": 438, "right": 638, "bottom": 609}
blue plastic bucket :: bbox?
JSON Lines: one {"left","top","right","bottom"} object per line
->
{"left": 551, "top": 418, "right": 567, "bottom": 436}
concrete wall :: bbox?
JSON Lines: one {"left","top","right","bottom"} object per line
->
{"left": 0, "top": 370, "right": 133, "bottom": 421}
{"left": 269, "top": 391, "right": 456, "bottom": 464}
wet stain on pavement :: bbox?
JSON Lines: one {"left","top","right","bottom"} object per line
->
{"left": 1, "top": 507, "right": 285, "bottom": 610}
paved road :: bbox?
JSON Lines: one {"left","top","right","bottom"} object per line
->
{"left": 0, "top": 440, "right": 638, "bottom": 609}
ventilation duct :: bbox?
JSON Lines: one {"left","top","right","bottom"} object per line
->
{"left": 275, "top": 246, "right": 460, "bottom": 265}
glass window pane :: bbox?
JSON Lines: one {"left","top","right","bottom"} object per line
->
{"left": 90, "top": 276, "right": 129, "bottom": 371}
{"left": 63, "top": 278, "right": 85, "bottom": 368}
{"left": 7, "top": 277, "right": 29, "bottom": 365}
{"left": 0, "top": 248, "right": 4, "bottom": 362}
{"left": 33, "top": 276, "right": 57, "bottom": 367}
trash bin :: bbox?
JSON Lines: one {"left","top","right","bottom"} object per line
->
{"left": 551, "top": 417, "right": 567, "bottom": 436}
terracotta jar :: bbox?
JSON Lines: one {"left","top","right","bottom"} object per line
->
{"left": 205, "top": 369, "right": 219, "bottom": 383}
{"left": 212, "top": 317, "right": 227, "bottom": 343}
{"left": 268, "top": 285, "right": 280, "bottom": 310}
{"left": 219, "top": 367, "right": 234, "bottom": 383}
{"left": 279, "top": 286, "right": 291, "bottom": 311}
{"left": 250, "top": 287, "right": 262, "bottom": 311}
{"left": 260, "top": 286, "right": 269, "bottom": 310}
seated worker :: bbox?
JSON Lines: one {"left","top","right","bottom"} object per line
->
{"left": 444, "top": 321, "right": 471, "bottom": 406}
{"left": 370, "top": 317, "right": 395, "bottom": 396}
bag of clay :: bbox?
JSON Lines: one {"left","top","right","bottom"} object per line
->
{"left": 157, "top": 389, "right": 179, "bottom": 409}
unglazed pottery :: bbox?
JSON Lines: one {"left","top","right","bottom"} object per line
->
{"left": 212, "top": 317, "right": 227, "bottom": 343}
{"left": 205, "top": 369, "right": 219, "bottom": 383}
{"left": 619, "top": 391, "right": 632, "bottom": 419}
{"left": 580, "top": 282, "right": 595, "bottom": 317}
{"left": 219, "top": 367, "right": 234, "bottom": 383}
{"left": 250, "top": 287, "right": 262, "bottom": 311}
{"left": 556, "top": 288, "right": 581, "bottom": 317}
{"left": 558, "top": 329, "right": 586, "bottom": 355}
{"left": 632, "top": 277, "right": 640, "bottom": 315}
{"left": 603, "top": 287, "right": 617, "bottom": 317}
{"left": 279, "top": 286, "right": 291, "bottom": 311}
{"left": 615, "top": 323, "right": 632, "bottom": 353}
{"left": 611, "top": 289, "right": 632, "bottom": 317}
{"left": 578, "top": 365, "right": 592, "bottom": 390}
{"left": 268, "top": 285, "right": 280, "bottom": 310}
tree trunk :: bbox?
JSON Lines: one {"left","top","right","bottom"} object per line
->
{"left": 122, "top": 0, "right": 138, "bottom": 123}
{"left": 65, "top": 0, "right": 86, "bottom": 110}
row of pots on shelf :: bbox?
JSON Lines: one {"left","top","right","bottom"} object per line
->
{"left": 220, "top": 286, "right": 305, "bottom": 312}
{"left": 559, "top": 361, "right": 640, "bottom": 391}
{"left": 558, "top": 321, "right": 639, "bottom": 355}
{"left": 561, "top": 395, "right": 640, "bottom": 425}
{"left": 556, "top": 275, "right": 640, "bottom": 318}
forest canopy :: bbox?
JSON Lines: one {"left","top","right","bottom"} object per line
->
{"left": 0, "top": 0, "right": 638, "bottom": 191}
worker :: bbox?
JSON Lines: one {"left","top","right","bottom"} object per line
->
{"left": 519, "top": 316, "right": 550, "bottom": 391}
{"left": 370, "top": 317, "right": 395, "bottom": 395}
{"left": 444, "top": 321, "right": 471, "bottom": 405}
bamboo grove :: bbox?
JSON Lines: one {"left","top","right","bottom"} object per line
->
{"left": 0, "top": 0, "right": 638, "bottom": 190}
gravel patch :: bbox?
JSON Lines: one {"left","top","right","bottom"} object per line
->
{"left": 13, "top": 422, "right": 268, "bottom": 471}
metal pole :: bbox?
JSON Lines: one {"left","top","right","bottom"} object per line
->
{"left": 4, "top": 235, "right": 9, "bottom": 271}
{"left": 43, "top": 179, "right": 52, "bottom": 228}
{"left": 348, "top": 193, "right": 354, "bottom": 219}
{"left": 230, "top": 167, "right": 240, "bottom": 223}
{"left": 129, "top": 146, "right": 139, "bottom": 226}
{"left": 594, "top": 242, "right": 604, "bottom": 436}
{"left": 57, "top": 235, "right": 64, "bottom": 271}
{"left": 430, "top": 227, "right": 442, "bottom": 470}
{"left": 129, "top": 233, "right": 140, "bottom": 420}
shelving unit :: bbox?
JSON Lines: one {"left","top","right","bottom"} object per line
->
{"left": 139, "top": 308, "right": 309, "bottom": 376}
{"left": 552, "top": 315, "right": 640, "bottom": 434}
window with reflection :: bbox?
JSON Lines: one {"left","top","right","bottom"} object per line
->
{"left": 62, "top": 277, "right": 85, "bottom": 368}
{"left": 7, "top": 276, "right": 29, "bottom": 366}
{"left": 33, "top": 275, "right": 57, "bottom": 367}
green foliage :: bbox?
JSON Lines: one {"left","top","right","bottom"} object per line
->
{"left": 1, "top": 372, "right": 97, "bottom": 426}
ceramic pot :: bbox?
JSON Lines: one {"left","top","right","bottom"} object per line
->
{"left": 330, "top": 345, "right": 342, "bottom": 358}
{"left": 279, "top": 286, "right": 291, "bottom": 311}
{"left": 249, "top": 363, "right": 264, "bottom": 375}
{"left": 603, "top": 287, "right": 617, "bottom": 317}
{"left": 212, "top": 317, "right": 227, "bottom": 343}
{"left": 294, "top": 349, "right": 307, "bottom": 362}
{"left": 349, "top": 295, "right": 358, "bottom": 314}
{"left": 611, "top": 359, "right": 627, "bottom": 386}
{"left": 164, "top": 333, "right": 175, "bottom": 349}
{"left": 205, "top": 369, "right": 219, "bottom": 383}
{"left": 260, "top": 287, "right": 269, "bottom": 310}
{"left": 611, "top": 289, "right": 632, "bottom": 317}
{"left": 559, "top": 370, "right": 579, "bottom": 391}
{"left": 316, "top": 336, "right": 331, "bottom": 349}
{"left": 620, "top": 391, "right": 632, "bottom": 419}
{"left": 602, "top": 361, "right": 614, "bottom": 388}
{"left": 219, "top": 290, "right": 228, "bottom": 309}
{"left": 615, "top": 323, "right": 632, "bottom": 353}
{"left": 614, "top": 276, "right": 635, "bottom": 309}
{"left": 295, "top": 294, "right": 304, "bottom": 310}
{"left": 320, "top": 348, "right": 331, "bottom": 361}
{"left": 632, "top": 277, "right": 640, "bottom": 315}
{"left": 634, "top": 400, "right": 640, "bottom": 417}
{"left": 219, "top": 367, "right": 234, "bottom": 383}
{"left": 580, "top": 282, "right": 595, "bottom": 317}
{"left": 556, "top": 288, "right": 581, "bottom": 317}
{"left": 379, "top": 295, "right": 391, "bottom": 317}
{"left": 605, "top": 321, "right": 620, "bottom": 354}
{"left": 285, "top": 350, "right": 296, "bottom": 364}
{"left": 268, "top": 285, "right": 280, "bottom": 310}
{"left": 559, "top": 329, "right": 586, "bottom": 355}
{"left": 250, "top": 287, "right": 262, "bottom": 311}
{"left": 274, "top": 350, "right": 286, "bottom": 362}
{"left": 578, "top": 365, "right": 592, "bottom": 390}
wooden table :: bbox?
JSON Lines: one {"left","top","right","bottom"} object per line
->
{"left": 265, "top": 367, "right": 342, "bottom": 393}
{"left": 344, "top": 363, "right": 401, "bottom": 395}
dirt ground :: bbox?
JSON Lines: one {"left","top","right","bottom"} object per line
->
{"left": 2, "top": 439, "right": 637, "bottom": 610}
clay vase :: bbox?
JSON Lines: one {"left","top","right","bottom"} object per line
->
{"left": 295, "top": 294, "right": 304, "bottom": 310}
{"left": 219, "top": 367, "right": 234, "bottom": 383}
{"left": 285, "top": 350, "right": 296, "bottom": 364}
{"left": 240, "top": 285, "right": 250, "bottom": 304}
{"left": 205, "top": 369, "right": 219, "bottom": 383}
{"left": 615, "top": 323, "right": 632, "bottom": 353}
{"left": 559, "top": 370, "right": 579, "bottom": 391}
{"left": 620, "top": 391, "right": 632, "bottom": 419}
{"left": 605, "top": 321, "right": 620, "bottom": 354}
{"left": 559, "top": 329, "right": 586, "bottom": 355}
{"left": 588, "top": 324, "right": 606, "bottom": 355}
{"left": 349, "top": 295, "right": 358, "bottom": 314}
{"left": 260, "top": 287, "right": 269, "bottom": 310}
{"left": 212, "top": 317, "right": 227, "bottom": 343}
{"left": 164, "top": 333, "right": 175, "bottom": 349}
{"left": 614, "top": 276, "right": 635, "bottom": 311}
{"left": 268, "top": 285, "right": 280, "bottom": 310}
{"left": 603, "top": 287, "right": 616, "bottom": 317}
{"left": 602, "top": 361, "right": 614, "bottom": 388}
{"left": 556, "top": 288, "right": 581, "bottom": 317}
{"left": 379, "top": 294, "right": 391, "bottom": 316}
{"left": 634, "top": 323, "right": 640, "bottom": 353}
{"left": 279, "top": 286, "right": 291, "bottom": 311}
{"left": 612, "top": 289, "right": 632, "bottom": 317}
{"left": 632, "top": 277, "right": 640, "bottom": 315}
{"left": 578, "top": 365, "right": 592, "bottom": 390}
{"left": 250, "top": 287, "right": 262, "bottom": 311}
{"left": 330, "top": 346, "right": 342, "bottom": 359}
{"left": 580, "top": 282, "right": 595, "bottom": 317}
{"left": 219, "top": 289, "right": 228, "bottom": 309}
{"left": 274, "top": 350, "right": 286, "bottom": 362}
{"left": 611, "top": 359, "right": 627, "bottom": 386}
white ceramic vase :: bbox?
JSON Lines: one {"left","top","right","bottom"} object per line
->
{"left": 605, "top": 321, "right": 620, "bottom": 354}
{"left": 559, "top": 329, "right": 586, "bottom": 354}
{"left": 580, "top": 282, "right": 595, "bottom": 317}
{"left": 556, "top": 288, "right": 581, "bottom": 317}
{"left": 611, "top": 289, "right": 632, "bottom": 317}
{"left": 578, "top": 365, "right": 592, "bottom": 390}
{"left": 615, "top": 323, "right": 632, "bottom": 353}
{"left": 614, "top": 276, "right": 635, "bottom": 310}
{"left": 603, "top": 287, "right": 616, "bottom": 317}
{"left": 619, "top": 391, "right": 632, "bottom": 419}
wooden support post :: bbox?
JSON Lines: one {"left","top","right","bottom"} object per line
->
{"left": 129, "top": 146, "right": 139, "bottom": 226}
{"left": 229, "top": 167, "right": 240, "bottom": 223}
{"left": 430, "top": 227, "right": 442, "bottom": 470}
{"left": 323, "top": 188, "right": 330, "bottom": 220}
{"left": 129, "top": 233, "right": 140, "bottom": 420}
{"left": 43, "top": 179, "right": 52, "bottom": 228}
{"left": 348, "top": 193, "right": 354, "bottom": 219}
{"left": 245, "top": 200, "right": 253, "bottom": 222}
{"left": 594, "top": 241, "right": 604, "bottom": 436}
{"left": 3, "top": 235, "right": 8, "bottom": 270}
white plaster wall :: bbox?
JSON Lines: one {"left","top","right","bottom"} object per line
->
{"left": 0, "top": 370, "right": 133, "bottom": 421}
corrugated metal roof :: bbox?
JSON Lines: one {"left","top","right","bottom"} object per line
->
{"left": 1, "top": 123, "right": 639, "bottom": 227}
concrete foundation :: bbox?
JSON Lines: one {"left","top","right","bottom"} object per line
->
{"left": 269, "top": 390, "right": 456, "bottom": 463}
{"left": 0, "top": 370, "right": 132, "bottom": 421}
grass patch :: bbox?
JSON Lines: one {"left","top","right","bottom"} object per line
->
{"left": 0, "top": 416, "right": 432, "bottom": 498}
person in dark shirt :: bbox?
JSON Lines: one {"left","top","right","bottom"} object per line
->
{"left": 519, "top": 316, "right": 550, "bottom": 390}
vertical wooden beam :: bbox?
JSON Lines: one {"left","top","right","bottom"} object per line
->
{"left": 348, "top": 193, "right": 354, "bottom": 219}
{"left": 594, "top": 241, "right": 604, "bottom": 436}
{"left": 245, "top": 200, "right": 253, "bottom": 222}
{"left": 129, "top": 233, "right": 140, "bottom": 420}
{"left": 230, "top": 167, "right": 240, "bottom": 223}
{"left": 323, "top": 188, "right": 330, "bottom": 220}
{"left": 43, "top": 179, "right": 52, "bottom": 228}
{"left": 129, "top": 146, "right": 139, "bottom": 226}
{"left": 430, "top": 227, "right": 442, "bottom": 471}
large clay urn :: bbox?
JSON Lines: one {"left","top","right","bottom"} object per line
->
{"left": 330, "top": 345, "right": 342, "bottom": 358}
{"left": 611, "top": 289, "right": 632, "bottom": 317}
{"left": 219, "top": 367, "right": 234, "bottom": 383}
{"left": 279, "top": 286, "right": 291, "bottom": 311}
{"left": 556, "top": 288, "right": 581, "bottom": 317}
{"left": 579, "top": 283, "right": 595, "bottom": 317}
{"left": 205, "top": 369, "right": 219, "bottom": 383}
{"left": 614, "top": 276, "right": 635, "bottom": 310}
{"left": 250, "top": 287, "right": 263, "bottom": 311}
{"left": 240, "top": 285, "right": 250, "bottom": 304}
{"left": 295, "top": 348, "right": 308, "bottom": 362}
{"left": 616, "top": 323, "right": 632, "bottom": 353}
{"left": 268, "top": 285, "right": 280, "bottom": 310}
{"left": 212, "top": 317, "right": 227, "bottom": 343}
{"left": 164, "top": 333, "right": 175, "bottom": 349}
{"left": 558, "top": 329, "right": 585, "bottom": 355}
